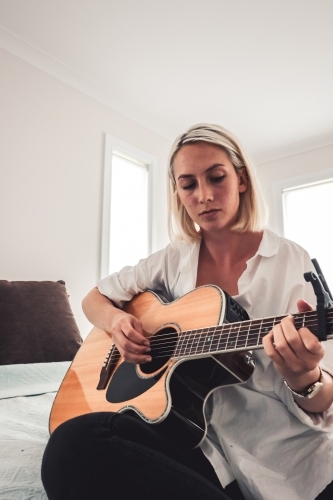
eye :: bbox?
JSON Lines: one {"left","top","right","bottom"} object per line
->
{"left": 211, "top": 175, "right": 225, "bottom": 184}
{"left": 182, "top": 182, "right": 196, "bottom": 190}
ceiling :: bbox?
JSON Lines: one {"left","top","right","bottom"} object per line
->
{"left": 1, "top": 0, "right": 333, "bottom": 162}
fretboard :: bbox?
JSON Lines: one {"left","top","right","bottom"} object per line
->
{"left": 173, "top": 308, "right": 333, "bottom": 359}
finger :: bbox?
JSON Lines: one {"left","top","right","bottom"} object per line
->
{"left": 122, "top": 335, "right": 151, "bottom": 353}
{"left": 297, "top": 299, "right": 313, "bottom": 313}
{"left": 116, "top": 327, "right": 151, "bottom": 353}
{"left": 122, "top": 319, "right": 150, "bottom": 347}
{"left": 297, "top": 327, "right": 324, "bottom": 356}
{"left": 132, "top": 317, "right": 150, "bottom": 346}
{"left": 263, "top": 331, "right": 284, "bottom": 364}
{"left": 114, "top": 331, "right": 152, "bottom": 364}
{"left": 280, "top": 315, "right": 322, "bottom": 357}
{"left": 121, "top": 349, "right": 152, "bottom": 364}
{"left": 271, "top": 317, "right": 301, "bottom": 366}
{"left": 277, "top": 317, "right": 323, "bottom": 370}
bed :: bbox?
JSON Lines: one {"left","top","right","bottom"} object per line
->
{"left": 0, "top": 280, "right": 82, "bottom": 499}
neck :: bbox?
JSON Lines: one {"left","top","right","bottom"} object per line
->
{"left": 200, "top": 229, "right": 263, "bottom": 264}
{"left": 174, "top": 308, "right": 333, "bottom": 359}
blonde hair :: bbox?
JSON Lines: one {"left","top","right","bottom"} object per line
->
{"left": 168, "top": 123, "right": 267, "bottom": 241}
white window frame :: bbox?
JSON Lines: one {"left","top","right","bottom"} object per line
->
{"left": 100, "top": 134, "right": 157, "bottom": 279}
{"left": 272, "top": 166, "right": 333, "bottom": 236}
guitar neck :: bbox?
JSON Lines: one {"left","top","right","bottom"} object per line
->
{"left": 174, "top": 307, "right": 333, "bottom": 359}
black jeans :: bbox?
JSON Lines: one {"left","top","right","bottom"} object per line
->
{"left": 41, "top": 412, "right": 333, "bottom": 500}
{"left": 41, "top": 412, "right": 244, "bottom": 500}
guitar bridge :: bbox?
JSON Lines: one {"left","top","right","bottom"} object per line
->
{"left": 96, "top": 344, "right": 119, "bottom": 390}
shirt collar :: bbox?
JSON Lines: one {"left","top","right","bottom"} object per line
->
{"left": 256, "top": 227, "right": 281, "bottom": 258}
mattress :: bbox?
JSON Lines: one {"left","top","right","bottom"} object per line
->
{"left": 0, "top": 362, "right": 70, "bottom": 500}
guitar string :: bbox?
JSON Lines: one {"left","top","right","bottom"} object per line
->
{"left": 103, "top": 315, "right": 333, "bottom": 365}
{"left": 150, "top": 310, "right": 325, "bottom": 342}
{"left": 149, "top": 319, "right": 333, "bottom": 359}
{"left": 151, "top": 315, "right": 325, "bottom": 341}
{"left": 118, "top": 315, "right": 332, "bottom": 353}
{"left": 144, "top": 312, "right": 329, "bottom": 349}
{"left": 106, "top": 312, "right": 333, "bottom": 358}
{"left": 129, "top": 311, "right": 322, "bottom": 348}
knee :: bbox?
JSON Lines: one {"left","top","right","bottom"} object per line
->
{"left": 41, "top": 413, "right": 115, "bottom": 498}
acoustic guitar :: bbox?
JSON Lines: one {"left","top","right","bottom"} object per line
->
{"left": 49, "top": 285, "right": 333, "bottom": 448}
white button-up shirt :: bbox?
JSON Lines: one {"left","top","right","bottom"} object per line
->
{"left": 98, "top": 228, "right": 333, "bottom": 500}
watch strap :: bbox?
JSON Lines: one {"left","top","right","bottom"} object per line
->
{"left": 284, "top": 367, "right": 324, "bottom": 399}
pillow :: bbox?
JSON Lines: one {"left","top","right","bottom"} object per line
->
{"left": 0, "top": 280, "right": 82, "bottom": 365}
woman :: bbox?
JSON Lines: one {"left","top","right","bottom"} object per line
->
{"left": 42, "top": 124, "right": 333, "bottom": 500}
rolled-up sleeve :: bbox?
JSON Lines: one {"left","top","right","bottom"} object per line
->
{"left": 97, "top": 244, "right": 181, "bottom": 308}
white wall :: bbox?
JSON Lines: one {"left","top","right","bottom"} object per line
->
{"left": 256, "top": 144, "right": 333, "bottom": 231}
{"left": 0, "top": 48, "right": 172, "bottom": 337}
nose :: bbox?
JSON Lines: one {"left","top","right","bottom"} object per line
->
{"left": 197, "top": 182, "right": 213, "bottom": 203}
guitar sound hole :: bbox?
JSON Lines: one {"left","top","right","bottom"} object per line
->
{"left": 140, "top": 327, "right": 178, "bottom": 375}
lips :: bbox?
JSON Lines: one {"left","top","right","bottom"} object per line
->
{"left": 199, "top": 209, "right": 220, "bottom": 216}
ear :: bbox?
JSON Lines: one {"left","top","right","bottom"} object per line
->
{"left": 237, "top": 168, "right": 248, "bottom": 193}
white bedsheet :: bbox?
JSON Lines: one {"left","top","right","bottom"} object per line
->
{"left": 0, "top": 362, "right": 70, "bottom": 500}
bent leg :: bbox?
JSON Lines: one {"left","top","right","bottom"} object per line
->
{"left": 42, "top": 412, "right": 234, "bottom": 500}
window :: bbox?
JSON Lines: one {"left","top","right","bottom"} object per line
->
{"left": 101, "top": 135, "right": 156, "bottom": 278}
{"left": 273, "top": 168, "right": 333, "bottom": 293}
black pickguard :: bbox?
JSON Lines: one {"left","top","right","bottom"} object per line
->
{"left": 106, "top": 362, "right": 167, "bottom": 403}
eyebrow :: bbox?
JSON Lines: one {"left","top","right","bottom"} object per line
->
{"left": 177, "top": 163, "right": 225, "bottom": 180}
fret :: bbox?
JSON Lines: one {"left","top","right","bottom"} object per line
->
{"left": 260, "top": 322, "right": 272, "bottom": 341}
{"left": 246, "top": 319, "right": 262, "bottom": 348}
{"left": 244, "top": 320, "right": 250, "bottom": 349}
{"left": 202, "top": 327, "right": 215, "bottom": 354}
{"left": 194, "top": 327, "right": 207, "bottom": 355}
{"left": 190, "top": 328, "right": 202, "bottom": 355}
{"left": 195, "top": 328, "right": 212, "bottom": 355}
{"left": 192, "top": 329, "right": 201, "bottom": 355}
{"left": 258, "top": 318, "right": 263, "bottom": 344}
{"left": 184, "top": 329, "right": 197, "bottom": 357}
{"left": 180, "top": 329, "right": 192, "bottom": 357}
{"left": 244, "top": 324, "right": 253, "bottom": 346}
{"left": 294, "top": 311, "right": 317, "bottom": 333}
{"left": 226, "top": 323, "right": 240, "bottom": 350}
{"left": 215, "top": 324, "right": 228, "bottom": 352}
{"left": 235, "top": 323, "right": 248, "bottom": 349}
{"left": 225, "top": 323, "right": 232, "bottom": 351}
{"left": 174, "top": 330, "right": 187, "bottom": 358}
{"left": 239, "top": 323, "right": 249, "bottom": 348}
{"left": 205, "top": 326, "right": 217, "bottom": 353}
{"left": 236, "top": 323, "right": 247, "bottom": 349}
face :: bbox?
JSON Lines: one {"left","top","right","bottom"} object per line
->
{"left": 173, "top": 142, "right": 247, "bottom": 235}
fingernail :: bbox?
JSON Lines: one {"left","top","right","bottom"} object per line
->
{"left": 145, "top": 357, "right": 152, "bottom": 362}
{"left": 145, "top": 347, "right": 151, "bottom": 352}
{"left": 144, "top": 341, "right": 150, "bottom": 346}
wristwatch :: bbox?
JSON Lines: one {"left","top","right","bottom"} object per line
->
{"left": 284, "top": 367, "right": 324, "bottom": 399}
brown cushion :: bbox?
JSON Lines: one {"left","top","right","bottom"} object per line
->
{"left": 0, "top": 280, "right": 82, "bottom": 365}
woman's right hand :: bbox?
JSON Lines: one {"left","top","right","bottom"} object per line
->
{"left": 108, "top": 310, "right": 151, "bottom": 364}
{"left": 82, "top": 287, "right": 151, "bottom": 365}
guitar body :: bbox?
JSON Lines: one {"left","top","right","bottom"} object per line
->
{"left": 50, "top": 286, "right": 252, "bottom": 447}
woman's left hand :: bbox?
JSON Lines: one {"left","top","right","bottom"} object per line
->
{"left": 263, "top": 300, "right": 324, "bottom": 392}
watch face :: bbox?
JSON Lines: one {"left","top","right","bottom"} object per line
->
{"left": 305, "top": 381, "right": 323, "bottom": 399}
